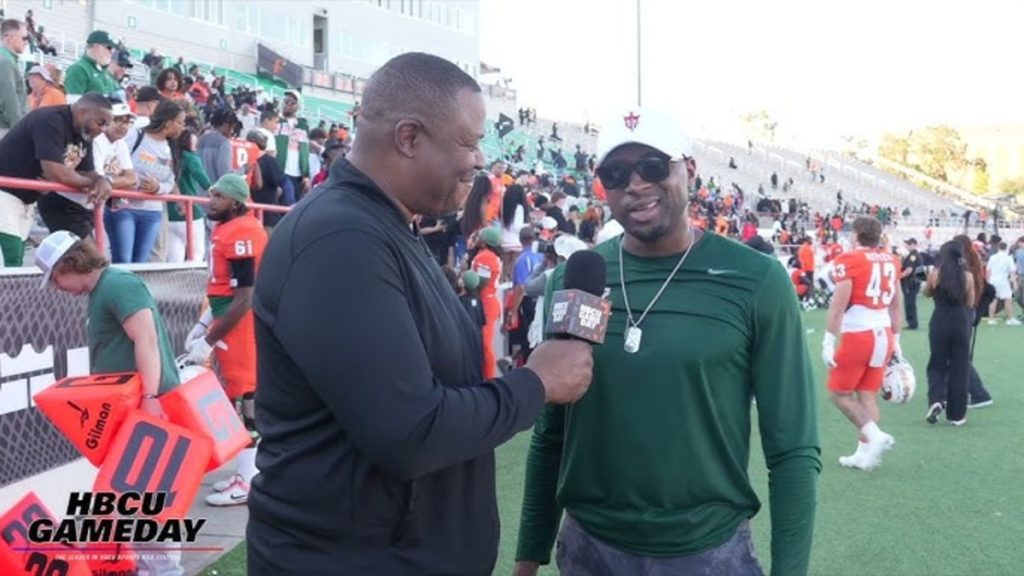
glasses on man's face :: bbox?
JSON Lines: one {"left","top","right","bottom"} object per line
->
{"left": 114, "top": 117, "right": 134, "bottom": 126}
{"left": 595, "top": 153, "right": 675, "bottom": 190}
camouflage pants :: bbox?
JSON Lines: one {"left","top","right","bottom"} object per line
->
{"left": 555, "top": 514, "right": 765, "bottom": 576}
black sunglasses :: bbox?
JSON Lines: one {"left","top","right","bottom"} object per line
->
{"left": 596, "top": 153, "right": 674, "bottom": 190}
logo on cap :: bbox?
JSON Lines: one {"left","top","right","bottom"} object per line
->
{"left": 624, "top": 112, "right": 640, "bottom": 131}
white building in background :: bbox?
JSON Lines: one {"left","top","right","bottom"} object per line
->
{"left": 5, "top": 0, "right": 480, "bottom": 80}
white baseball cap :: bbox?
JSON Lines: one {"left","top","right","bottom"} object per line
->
{"left": 111, "top": 102, "right": 135, "bottom": 118}
{"left": 596, "top": 106, "right": 692, "bottom": 165}
{"left": 554, "top": 235, "right": 588, "bottom": 259}
{"left": 35, "top": 230, "right": 80, "bottom": 289}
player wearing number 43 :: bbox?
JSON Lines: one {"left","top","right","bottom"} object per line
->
{"left": 822, "top": 215, "right": 905, "bottom": 471}
{"left": 183, "top": 173, "right": 268, "bottom": 506}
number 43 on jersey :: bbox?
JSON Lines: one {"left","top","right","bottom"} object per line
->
{"left": 866, "top": 262, "right": 897, "bottom": 305}
{"left": 833, "top": 256, "right": 898, "bottom": 308}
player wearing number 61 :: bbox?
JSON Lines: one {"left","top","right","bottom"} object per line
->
{"left": 182, "top": 173, "right": 268, "bottom": 506}
{"left": 822, "top": 216, "right": 904, "bottom": 471}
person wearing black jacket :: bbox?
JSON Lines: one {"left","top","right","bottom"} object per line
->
{"left": 247, "top": 52, "right": 593, "bottom": 576}
{"left": 250, "top": 131, "right": 287, "bottom": 229}
{"left": 901, "top": 237, "right": 924, "bottom": 329}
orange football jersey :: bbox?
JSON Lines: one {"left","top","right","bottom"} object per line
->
{"left": 230, "top": 138, "right": 261, "bottom": 188}
{"left": 471, "top": 249, "right": 502, "bottom": 301}
{"left": 831, "top": 249, "right": 901, "bottom": 310}
{"left": 208, "top": 215, "right": 268, "bottom": 298}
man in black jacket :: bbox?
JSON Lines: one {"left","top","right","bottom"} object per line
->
{"left": 248, "top": 52, "right": 594, "bottom": 575}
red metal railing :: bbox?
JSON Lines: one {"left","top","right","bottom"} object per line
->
{"left": 0, "top": 177, "right": 290, "bottom": 262}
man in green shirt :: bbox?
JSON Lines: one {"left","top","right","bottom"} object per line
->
{"left": 0, "top": 18, "right": 28, "bottom": 136}
{"left": 274, "top": 89, "right": 310, "bottom": 203}
{"left": 35, "top": 230, "right": 180, "bottom": 399}
{"left": 35, "top": 232, "right": 185, "bottom": 576}
{"left": 63, "top": 30, "right": 120, "bottom": 104}
{"left": 515, "top": 108, "right": 820, "bottom": 576}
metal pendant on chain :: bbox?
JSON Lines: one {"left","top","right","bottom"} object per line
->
{"left": 624, "top": 325, "right": 643, "bottom": 354}
{"left": 618, "top": 227, "right": 696, "bottom": 354}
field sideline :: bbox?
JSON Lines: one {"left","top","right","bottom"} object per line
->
{"left": 203, "top": 301, "right": 1024, "bottom": 576}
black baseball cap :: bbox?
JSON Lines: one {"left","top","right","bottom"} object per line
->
{"left": 114, "top": 50, "right": 133, "bottom": 68}
{"left": 904, "top": 237, "right": 918, "bottom": 245}
{"left": 322, "top": 138, "right": 347, "bottom": 160}
{"left": 86, "top": 30, "right": 116, "bottom": 49}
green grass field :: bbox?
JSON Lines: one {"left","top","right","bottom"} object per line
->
{"left": 202, "top": 300, "right": 1024, "bottom": 575}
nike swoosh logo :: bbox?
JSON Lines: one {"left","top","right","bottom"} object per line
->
{"left": 230, "top": 493, "right": 247, "bottom": 501}
{"left": 707, "top": 268, "right": 737, "bottom": 275}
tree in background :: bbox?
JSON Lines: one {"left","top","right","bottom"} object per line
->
{"left": 878, "top": 132, "right": 911, "bottom": 165}
{"left": 907, "top": 126, "right": 968, "bottom": 182}
{"left": 998, "top": 177, "right": 1024, "bottom": 196}
{"left": 971, "top": 158, "right": 990, "bottom": 195}
{"left": 878, "top": 125, "right": 968, "bottom": 183}
{"left": 840, "top": 134, "right": 871, "bottom": 160}
{"left": 741, "top": 110, "right": 778, "bottom": 143}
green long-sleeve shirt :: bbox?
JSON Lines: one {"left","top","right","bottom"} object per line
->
{"left": 169, "top": 151, "right": 209, "bottom": 221}
{"left": 63, "top": 54, "right": 119, "bottom": 99}
{"left": 516, "top": 232, "right": 821, "bottom": 575}
{"left": 0, "top": 46, "right": 26, "bottom": 129}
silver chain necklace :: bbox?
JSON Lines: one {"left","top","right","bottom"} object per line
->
{"left": 619, "top": 227, "right": 696, "bottom": 353}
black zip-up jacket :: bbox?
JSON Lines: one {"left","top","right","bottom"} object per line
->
{"left": 248, "top": 158, "right": 546, "bottom": 575}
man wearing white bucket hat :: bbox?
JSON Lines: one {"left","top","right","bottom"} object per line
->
{"left": 516, "top": 107, "right": 820, "bottom": 576}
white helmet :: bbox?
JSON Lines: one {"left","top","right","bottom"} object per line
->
{"left": 176, "top": 355, "right": 209, "bottom": 383}
{"left": 881, "top": 356, "right": 916, "bottom": 404}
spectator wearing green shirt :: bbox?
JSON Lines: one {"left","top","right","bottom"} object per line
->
{"left": 34, "top": 230, "right": 184, "bottom": 575}
{"left": 63, "top": 30, "right": 119, "bottom": 104}
{"left": 515, "top": 108, "right": 820, "bottom": 576}
{"left": 0, "top": 18, "right": 29, "bottom": 137}
{"left": 168, "top": 127, "right": 209, "bottom": 263}
{"left": 35, "top": 230, "right": 181, "bottom": 402}
{"left": 274, "top": 89, "right": 310, "bottom": 203}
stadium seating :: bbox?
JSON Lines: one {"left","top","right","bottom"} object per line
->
{"left": 28, "top": 24, "right": 1013, "bottom": 239}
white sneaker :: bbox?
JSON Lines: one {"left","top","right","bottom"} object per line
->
{"left": 1007, "top": 318, "right": 1022, "bottom": 326}
{"left": 857, "top": 433, "right": 895, "bottom": 471}
{"left": 988, "top": 319, "right": 999, "bottom": 325}
{"left": 205, "top": 475, "right": 249, "bottom": 506}
{"left": 211, "top": 477, "right": 235, "bottom": 492}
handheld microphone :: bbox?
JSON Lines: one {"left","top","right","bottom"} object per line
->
{"left": 546, "top": 250, "right": 611, "bottom": 344}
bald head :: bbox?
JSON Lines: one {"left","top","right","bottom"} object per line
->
{"left": 347, "top": 52, "right": 486, "bottom": 220}
{"left": 358, "top": 52, "right": 481, "bottom": 133}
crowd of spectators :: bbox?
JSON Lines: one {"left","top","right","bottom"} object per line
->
{"left": 0, "top": 21, "right": 354, "bottom": 268}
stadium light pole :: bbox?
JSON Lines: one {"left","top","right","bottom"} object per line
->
{"left": 636, "top": 0, "right": 642, "bottom": 107}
